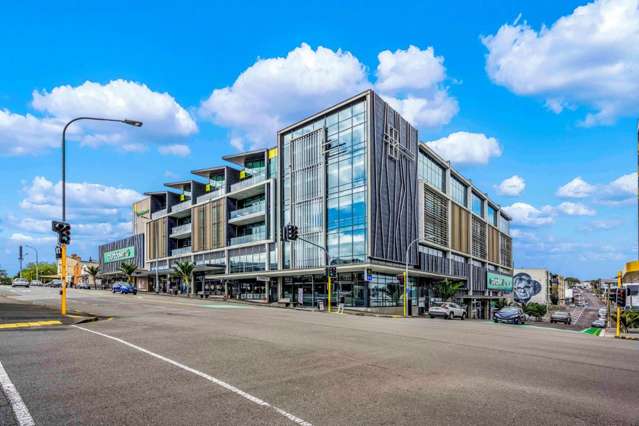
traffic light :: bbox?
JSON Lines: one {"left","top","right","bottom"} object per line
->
{"left": 283, "top": 224, "right": 299, "bottom": 241}
{"left": 616, "top": 288, "right": 627, "bottom": 308}
{"left": 19, "top": 245, "right": 23, "bottom": 260}
{"left": 328, "top": 266, "right": 337, "bottom": 279}
{"left": 52, "top": 220, "right": 71, "bottom": 245}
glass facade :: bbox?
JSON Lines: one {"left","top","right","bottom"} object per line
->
{"left": 499, "top": 214, "right": 510, "bottom": 234}
{"left": 282, "top": 99, "right": 367, "bottom": 268}
{"left": 229, "top": 245, "right": 266, "bottom": 273}
{"left": 418, "top": 151, "right": 445, "bottom": 192}
{"left": 471, "top": 192, "right": 483, "bottom": 217}
{"left": 450, "top": 176, "right": 467, "bottom": 206}
{"left": 487, "top": 205, "right": 497, "bottom": 226}
{"left": 369, "top": 273, "right": 402, "bottom": 307}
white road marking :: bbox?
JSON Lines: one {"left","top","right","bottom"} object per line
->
{"left": 0, "top": 361, "right": 35, "bottom": 426}
{"left": 72, "top": 325, "right": 311, "bottom": 426}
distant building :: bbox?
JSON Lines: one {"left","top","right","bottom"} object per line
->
{"left": 98, "top": 234, "right": 146, "bottom": 289}
{"left": 57, "top": 254, "right": 99, "bottom": 287}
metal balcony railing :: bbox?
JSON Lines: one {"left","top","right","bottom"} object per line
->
{"left": 171, "top": 200, "right": 192, "bottom": 213}
{"left": 230, "top": 201, "right": 266, "bottom": 220}
{"left": 197, "top": 188, "right": 224, "bottom": 204}
{"left": 151, "top": 209, "right": 167, "bottom": 219}
{"left": 170, "top": 223, "right": 191, "bottom": 237}
{"left": 229, "top": 232, "right": 266, "bottom": 246}
{"left": 171, "top": 246, "right": 192, "bottom": 256}
{"left": 230, "top": 173, "right": 266, "bottom": 193}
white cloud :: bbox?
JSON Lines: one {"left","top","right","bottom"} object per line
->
{"left": 482, "top": 0, "right": 639, "bottom": 126}
{"left": 0, "top": 80, "right": 196, "bottom": 155}
{"left": 556, "top": 202, "right": 596, "bottom": 216}
{"left": 503, "top": 202, "right": 554, "bottom": 227}
{"left": 582, "top": 219, "right": 622, "bottom": 231}
{"left": 556, "top": 177, "right": 596, "bottom": 198}
{"left": 19, "top": 176, "right": 142, "bottom": 220}
{"left": 158, "top": 144, "right": 191, "bottom": 157}
{"left": 9, "top": 233, "right": 56, "bottom": 244}
{"left": 496, "top": 175, "right": 525, "bottom": 196}
{"left": 0, "top": 109, "right": 63, "bottom": 155}
{"left": 424, "top": 131, "right": 502, "bottom": 165}
{"left": 600, "top": 172, "right": 637, "bottom": 204}
{"left": 200, "top": 43, "right": 458, "bottom": 149}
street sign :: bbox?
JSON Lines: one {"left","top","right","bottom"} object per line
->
{"left": 103, "top": 246, "right": 135, "bottom": 264}
{"left": 256, "top": 276, "right": 270, "bottom": 282}
{"left": 55, "top": 245, "right": 62, "bottom": 259}
{"left": 366, "top": 274, "right": 372, "bottom": 282}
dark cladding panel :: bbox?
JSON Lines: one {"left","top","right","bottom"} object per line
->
{"left": 369, "top": 93, "right": 419, "bottom": 265}
{"left": 98, "top": 234, "right": 145, "bottom": 274}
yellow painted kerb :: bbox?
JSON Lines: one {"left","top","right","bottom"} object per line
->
{"left": 0, "top": 320, "right": 62, "bottom": 329}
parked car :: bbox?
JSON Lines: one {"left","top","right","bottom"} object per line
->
{"left": 12, "top": 278, "right": 30, "bottom": 288}
{"left": 428, "top": 302, "right": 466, "bottom": 320}
{"left": 48, "top": 279, "right": 62, "bottom": 288}
{"left": 550, "top": 311, "right": 572, "bottom": 324}
{"left": 591, "top": 318, "right": 607, "bottom": 328}
{"left": 111, "top": 282, "right": 127, "bottom": 293}
{"left": 77, "top": 282, "right": 91, "bottom": 290}
{"left": 493, "top": 306, "right": 526, "bottom": 324}
{"left": 118, "top": 283, "right": 137, "bottom": 295}
{"left": 30, "top": 280, "right": 42, "bottom": 287}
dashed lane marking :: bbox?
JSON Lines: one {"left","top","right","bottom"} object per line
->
{"left": 0, "top": 360, "right": 35, "bottom": 426}
{"left": 0, "top": 320, "right": 62, "bottom": 330}
{"left": 72, "top": 325, "right": 311, "bottom": 426}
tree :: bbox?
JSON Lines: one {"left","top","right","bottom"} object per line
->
{"left": 494, "top": 298, "right": 510, "bottom": 310}
{"left": 17, "top": 262, "right": 57, "bottom": 282}
{"left": 524, "top": 303, "right": 547, "bottom": 321}
{"left": 86, "top": 265, "right": 100, "bottom": 289}
{"left": 173, "top": 261, "right": 195, "bottom": 295}
{"left": 119, "top": 262, "right": 137, "bottom": 284}
{"left": 565, "top": 277, "right": 580, "bottom": 288}
{"left": 434, "top": 279, "right": 464, "bottom": 302}
{"left": 620, "top": 311, "right": 639, "bottom": 333}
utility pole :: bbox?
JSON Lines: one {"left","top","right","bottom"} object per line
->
{"left": 18, "top": 245, "right": 23, "bottom": 278}
{"left": 616, "top": 271, "right": 622, "bottom": 338}
{"left": 55, "top": 117, "right": 142, "bottom": 316}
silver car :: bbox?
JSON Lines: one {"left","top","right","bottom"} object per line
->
{"left": 12, "top": 278, "right": 30, "bottom": 288}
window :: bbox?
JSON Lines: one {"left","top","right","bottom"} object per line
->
{"left": 369, "top": 273, "right": 402, "bottom": 307}
{"left": 418, "top": 152, "right": 445, "bottom": 192}
{"left": 499, "top": 215, "right": 510, "bottom": 234}
{"left": 423, "top": 185, "right": 448, "bottom": 247}
{"left": 419, "top": 246, "right": 444, "bottom": 257}
{"left": 471, "top": 193, "right": 484, "bottom": 217}
{"left": 487, "top": 205, "right": 497, "bottom": 226}
{"left": 471, "top": 216, "right": 487, "bottom": 259}
{"left": 450, "top": 177, "right": 467, "bottom": 206}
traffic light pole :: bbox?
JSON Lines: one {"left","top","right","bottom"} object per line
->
{"left": 616, "top": 271, "right": 621, "bottom": 338}
{"left": 58, "top": 116, "right": 142, "bottom": 316}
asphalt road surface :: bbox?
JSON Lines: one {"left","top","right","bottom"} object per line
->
{"left": 1, "top": 286, "right": 638, "bottom": 425}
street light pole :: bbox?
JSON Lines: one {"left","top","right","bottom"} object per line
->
{"left": 24, "top": 245, "right": 39, "bottom": 282}
{"left": 404, "top": 238, "right": 421, "bottom": 318}
{"left": 59, "top": 117, "right": 142, "bottom": 315}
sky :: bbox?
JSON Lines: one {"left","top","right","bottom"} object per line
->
{"left": 0, "top": 0, "right": 637, "bottom": 279}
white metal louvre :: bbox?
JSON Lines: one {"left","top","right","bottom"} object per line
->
{"left": 423, "top": 184, "right": 449, "bottom": 247}
{"left": 472, "top": 216, "right": 487, "bottom": 259}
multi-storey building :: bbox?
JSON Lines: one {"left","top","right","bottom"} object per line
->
{"left": 115, "top": 90, "right": 513, "bottom": 316}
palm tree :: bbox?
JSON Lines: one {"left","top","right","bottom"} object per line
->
{"left": 434, "top": 279, "right": 464, "bottom": 302}
{"left": 173, "top": 261, "right": 195, "bottom": 295}
{"left": 119, "top": 262, "right": 137, "bottom": 284}
{"left": 86, "top": 265, "right": 100, "bottom": 289}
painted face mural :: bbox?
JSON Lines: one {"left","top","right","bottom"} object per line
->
{"left": 513, "top": 273, "right": 542, "bottom": 304}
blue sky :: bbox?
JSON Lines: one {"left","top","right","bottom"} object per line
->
{"left": 0, "top": 0, "right": 637, "bottom": 279}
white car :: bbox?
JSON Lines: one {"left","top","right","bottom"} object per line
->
{"left": 428, "top": 302, "right": 466, "bottom": 320}
{"left": 598, "top": 308, "right": 607, "bottom": 319}
{"left": 12, "top": 278, "right": 30, "bottom": 288}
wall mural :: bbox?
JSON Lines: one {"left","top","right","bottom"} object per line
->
{"left": 513, "top": 273, "right": 542, "bottom": 304}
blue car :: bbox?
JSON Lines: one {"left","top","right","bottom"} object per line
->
{"left": 118, "top": 283, "right": 137, "bottom": 295}
{"left": 493, "top": 306, "right": 526, "bottom": 324}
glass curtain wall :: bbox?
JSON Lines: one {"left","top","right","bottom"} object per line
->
{"left": 282, "top": 99, "right": 368, "bottom": 269}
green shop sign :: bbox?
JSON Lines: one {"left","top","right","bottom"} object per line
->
{"left": 103, "top": 246, "right": 135, "bottom": 264}
{"left": 486, "top": 272, "right": 513, "bottom": 291}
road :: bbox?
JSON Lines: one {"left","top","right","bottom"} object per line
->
{"left": 1, "top": 286, "right": 638, "bottom": 425}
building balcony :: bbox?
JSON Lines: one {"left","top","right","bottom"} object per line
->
{"left": 229, "top": 232, "right": 266, "bottom": 246}
{"left": 228, "top": 201, "right": 266, "bottom": 225}
{"left": 170, "top": 200, "right": 192, "bottom": 217}
{"left": 196, "top": 188, "right": 224, "bottom": 204}
{"left": 151, "top": 209, "right": 167, "bottom": 220}
{"left": 171, "top": 246, "right": 192, "bottom": 257}
{"left": 229, "top": 173, "right": 266, "bottom": 193}
{"left": 170, "top": 223, "right": 192, "bottom": 238}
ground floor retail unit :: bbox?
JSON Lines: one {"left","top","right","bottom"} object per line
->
{"left": 138, "top": 266, "right": 507, "bottom": 318}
